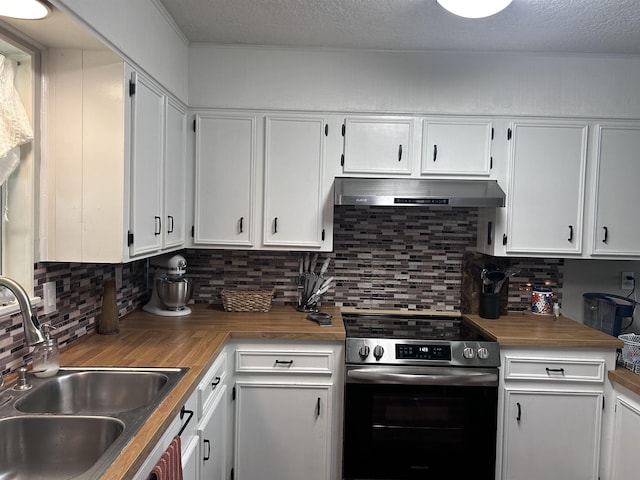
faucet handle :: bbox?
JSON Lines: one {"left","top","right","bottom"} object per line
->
{"left": 12, "top": 367, "right": 32, "bottom": 391}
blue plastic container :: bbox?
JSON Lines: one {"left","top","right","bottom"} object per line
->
{"left": 583, "top": 292, "right": 636, "bottom": 337}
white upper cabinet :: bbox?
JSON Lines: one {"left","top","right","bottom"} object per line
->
{"left": 194, "top": 113, "right": 333, "bottom": 251}
{"left": 163, "top": 99, "right": 187, "bottom": 249}
{"left": 421, "top": 120, "right": 493, "bottom": 175}
{"left": 194, "top": 114, "right": 257, "bottom": 247}
{"left": 43, "top": 50, "right": 186, "bottom": 263}
{"left": 505, "top": 122, "right": 588, "bottom": 255}
{"left": 342, "top": 117, "right": 413, "bottom": 174}
{"left": 263, "top": 115, "right": 327, "bottom": 248}
{"left": 590, "top": 125, "right": 640, "bottom": 257}
{"left": 128, "top": 70, "right": 165, "bottom": 257}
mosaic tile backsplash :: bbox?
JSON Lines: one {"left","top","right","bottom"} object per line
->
{"left": 186, "top": 206, "right": 563, "bottom": 312}
{"left": 0, "top": 205, "right": 564, "bottom": 376}
{"left": 0, "top": 261, "right": 146, "bottom": 377}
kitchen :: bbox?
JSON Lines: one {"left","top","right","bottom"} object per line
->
{"left": 0, "top": 0, "right": 640, "bottom": 479}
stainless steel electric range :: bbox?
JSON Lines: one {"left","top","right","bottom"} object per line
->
{"left": 342, "top": 311, "right": 500, "bottom": 480}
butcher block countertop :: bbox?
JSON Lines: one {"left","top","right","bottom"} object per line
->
{"left": 464, "top": 312, "right": 624, "bottom": 349}
{"left": 58, "top": 304, "right": 345, "bottom": 480}
{"left": 465, "top": 311, "right": 640, "bottom": 397}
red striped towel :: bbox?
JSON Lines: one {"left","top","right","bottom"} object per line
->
{"left": 148, "top": 435, "right": 183, "bottom": 480}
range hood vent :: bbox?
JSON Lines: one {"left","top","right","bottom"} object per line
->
{"left": 334, "top": 177, "right": 505, "bottom": 208}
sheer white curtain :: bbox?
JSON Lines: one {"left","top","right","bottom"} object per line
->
{"left": 0, "top": 53, "right": 33, "bottom": 220}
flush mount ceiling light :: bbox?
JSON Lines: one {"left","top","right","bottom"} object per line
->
{"left": 0, "top": 0, "right": 50, "bottom": 19}
{"left": 437, "top": 0, "right": 513, "bottom": 18}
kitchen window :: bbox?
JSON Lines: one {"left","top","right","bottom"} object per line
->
{"left": 0, "top": 28, "right": 39, "bottom": 303}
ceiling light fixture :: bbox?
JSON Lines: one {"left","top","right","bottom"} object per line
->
{"left": 436, "top": 0, "right": 513, "bottom": 19}
{"left": 0, "top": 0, "right": 50, "bottom": 20}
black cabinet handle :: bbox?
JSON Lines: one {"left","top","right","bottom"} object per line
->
{"left": 568, "top": 225, "right": 573, "bottom": 242}
{"left": 167, "top": 216, "right": 174, "bottom": 234}
{"left": 545, "top": 367, "right": 565, "bottom": 375}
{"left": 211, "top": 376, "right": 221, "bottom": 389}
{"left": 433, "top": 144, "right": 438, "bottom": 162}
{"left": 487, "top": 221, "right": 493, "bottom": 246}
{"left": 516, "top": 402, "right": 521, "bottom": 422}
{"left": 154, "top": 216, "right": 161, "bottom": 235}
{"left": 178, "top": 406, "right": 194, "bottom": 437}
{"left": 274, "top": 217, "right": 278, "bottom": 234}
{"left": 603, "top": 226, "right": 608, "bottom": 243}
{"left": 316, "top": 397, "right": 321, "bottom": 416}
{"left": 398, "top": 144, "right": 403, "bottom": 162}
{"left": 275, "top": 359, "right": 293, "bottom": 366}
{"left": 203, "top": 439, "right": 211, "bottom": 461}
{"left": 239, "top": 217, "right": 243, "bottom": 233}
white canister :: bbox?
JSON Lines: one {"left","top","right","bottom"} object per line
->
{"left": 532, "top": 287, "right": 553, "bottom": 315}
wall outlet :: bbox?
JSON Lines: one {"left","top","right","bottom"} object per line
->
{"left": 622, "top": 272, "right": 635, "bottom": 290}
{"left": 42, "top": 281, "right": 56, "bottom": 315}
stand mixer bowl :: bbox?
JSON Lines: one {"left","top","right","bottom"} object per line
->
{"left": 156, "top": 276, "right": 193, "bottom": 311}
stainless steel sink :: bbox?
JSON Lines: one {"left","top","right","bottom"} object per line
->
{"left": 15, "top": 370, "right": 169, "bottom": 414}
{"left": 0, "top": 367, "right": 188, "bottom": 480}
{"left": 0, "top": 415, "right": 124, "bottom": 479}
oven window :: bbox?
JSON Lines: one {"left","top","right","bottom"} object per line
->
{"left": 344, "top": 383, "right": 497, "bottom": 479}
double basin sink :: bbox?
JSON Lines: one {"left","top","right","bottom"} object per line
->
{"left": 0, "top": 367, "right": 187, "bottom": 479}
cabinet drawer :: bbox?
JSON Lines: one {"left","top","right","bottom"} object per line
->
{"left": 197, "top": 351, "right": 227, "bottom": 418}
{"left": 504, "top": 356, "right": 605, "bottom": 383}
{"left": 236, "top": 350, "right": 333, "bottom": 375}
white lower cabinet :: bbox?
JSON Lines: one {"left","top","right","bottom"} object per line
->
{"left": 502, "top": 389, "right": 602, "bottom": 480}
{"left": 199, "top": 384, "right": 228, "bottom": 480}
{"left": 196, "top": 349, "right": 232, "bottom": 480}
{"left": 608, "top": 388, "right": 640, "bottom": 480}
{"left": 132, "top": 390, "right": 199, "bottom": 480}
{"left": 497, "top": 348, "right": 615, "bottom": 480}
{"left": 235, "top": 383, "right": 331, "bottom": 480}
{"left": 232, "top": 341, "right": 344, "bottom": 480}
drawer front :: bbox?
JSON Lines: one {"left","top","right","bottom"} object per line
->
{"left": 504, "top": 356, "right": 605, "bottom": 383}
{"left": 198, "top": 351, "right": 227, "bottom": 417}
{"left": 236, "top": 350, "right": 333, "bottom": 375}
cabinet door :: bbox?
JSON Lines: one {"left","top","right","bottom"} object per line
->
{"left": 194, "top": 115, "right": 256, "bottom": 246}
{"left": 182, "top": 435, "right": 200, "bottom": 480}
{"left": 422, "top": 120, "right": 492, "bottom": 175}
{"left": 343, "top": 117, "right": 412, "bottom": 174}
{"left": 502, "top": 389, "right": 602, "bottom": 480}
{"left": 506, "top": 123, "right": 587, "bottom": 254}
{"left": 592, "top": 125, "right": 640, "bottom": 256}
{"left": 198, "top": 385, "right": 227, "bottom": 480}
{"left": 129, "top": 71, "right": 165, "bottom": 256}
{"left": 235, "top": 382, "right": 331, "bottom": 480}
{"left": 610, "top": 394, "right": 640, "bottom": 480}
{"left": 163, "top": 99, "right": 186, "bottom": 249}
{"left": 263, "top": 116, "right": 326, "bottom": 248}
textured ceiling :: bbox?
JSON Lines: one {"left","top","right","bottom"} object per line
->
{"left": 158, "top": 0, "right": 640, "bottom": 55}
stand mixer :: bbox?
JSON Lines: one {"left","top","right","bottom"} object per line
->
{"left": 143, "top": 254, "right": 193, "bottom": 317}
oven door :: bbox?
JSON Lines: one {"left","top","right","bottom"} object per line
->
{"left": 343, "top": 365, "right": 498, "bottom": 480}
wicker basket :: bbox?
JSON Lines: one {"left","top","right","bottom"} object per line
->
{"left": 220, "top": 288, "right": 274, "bottom": 312}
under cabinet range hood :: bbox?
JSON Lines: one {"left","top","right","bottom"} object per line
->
{"left": 334, "top": 177, "right": 506, "bottom": 207}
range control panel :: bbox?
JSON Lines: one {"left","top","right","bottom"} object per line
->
{"left": 346, "top": 338, "right": 501, "bottom": 367}
{"left": 396, "top": 344, "right": 451, "bottom": 361}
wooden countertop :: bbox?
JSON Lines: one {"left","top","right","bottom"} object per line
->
{"left": 465, "top": 312, "right": 640, "bottom": 396}
{"left": 609, "top": 368, "right": 640, "bottom": 397}
{"left": 464, "top": 311, "right": 624, "bottom": 349}
{"left": 58, "top": 304, "right": 345, "bottom": 480}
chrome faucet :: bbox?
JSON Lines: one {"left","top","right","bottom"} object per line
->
{"left": 0, "top": 276, "right": 45, "bottom": 346}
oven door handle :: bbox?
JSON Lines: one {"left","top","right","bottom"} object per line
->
{"left": 346, "top": 368, "right": 498, "bottom": 387}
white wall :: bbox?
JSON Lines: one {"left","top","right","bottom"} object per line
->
{"left": 51, "top": 0, "right": 189, "bottom": 103}
{"left": 189, "top": 45, "right": 640, "bottom": 119}
{"left": 563, "top": 259, "right": 639, "bottom": 332}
